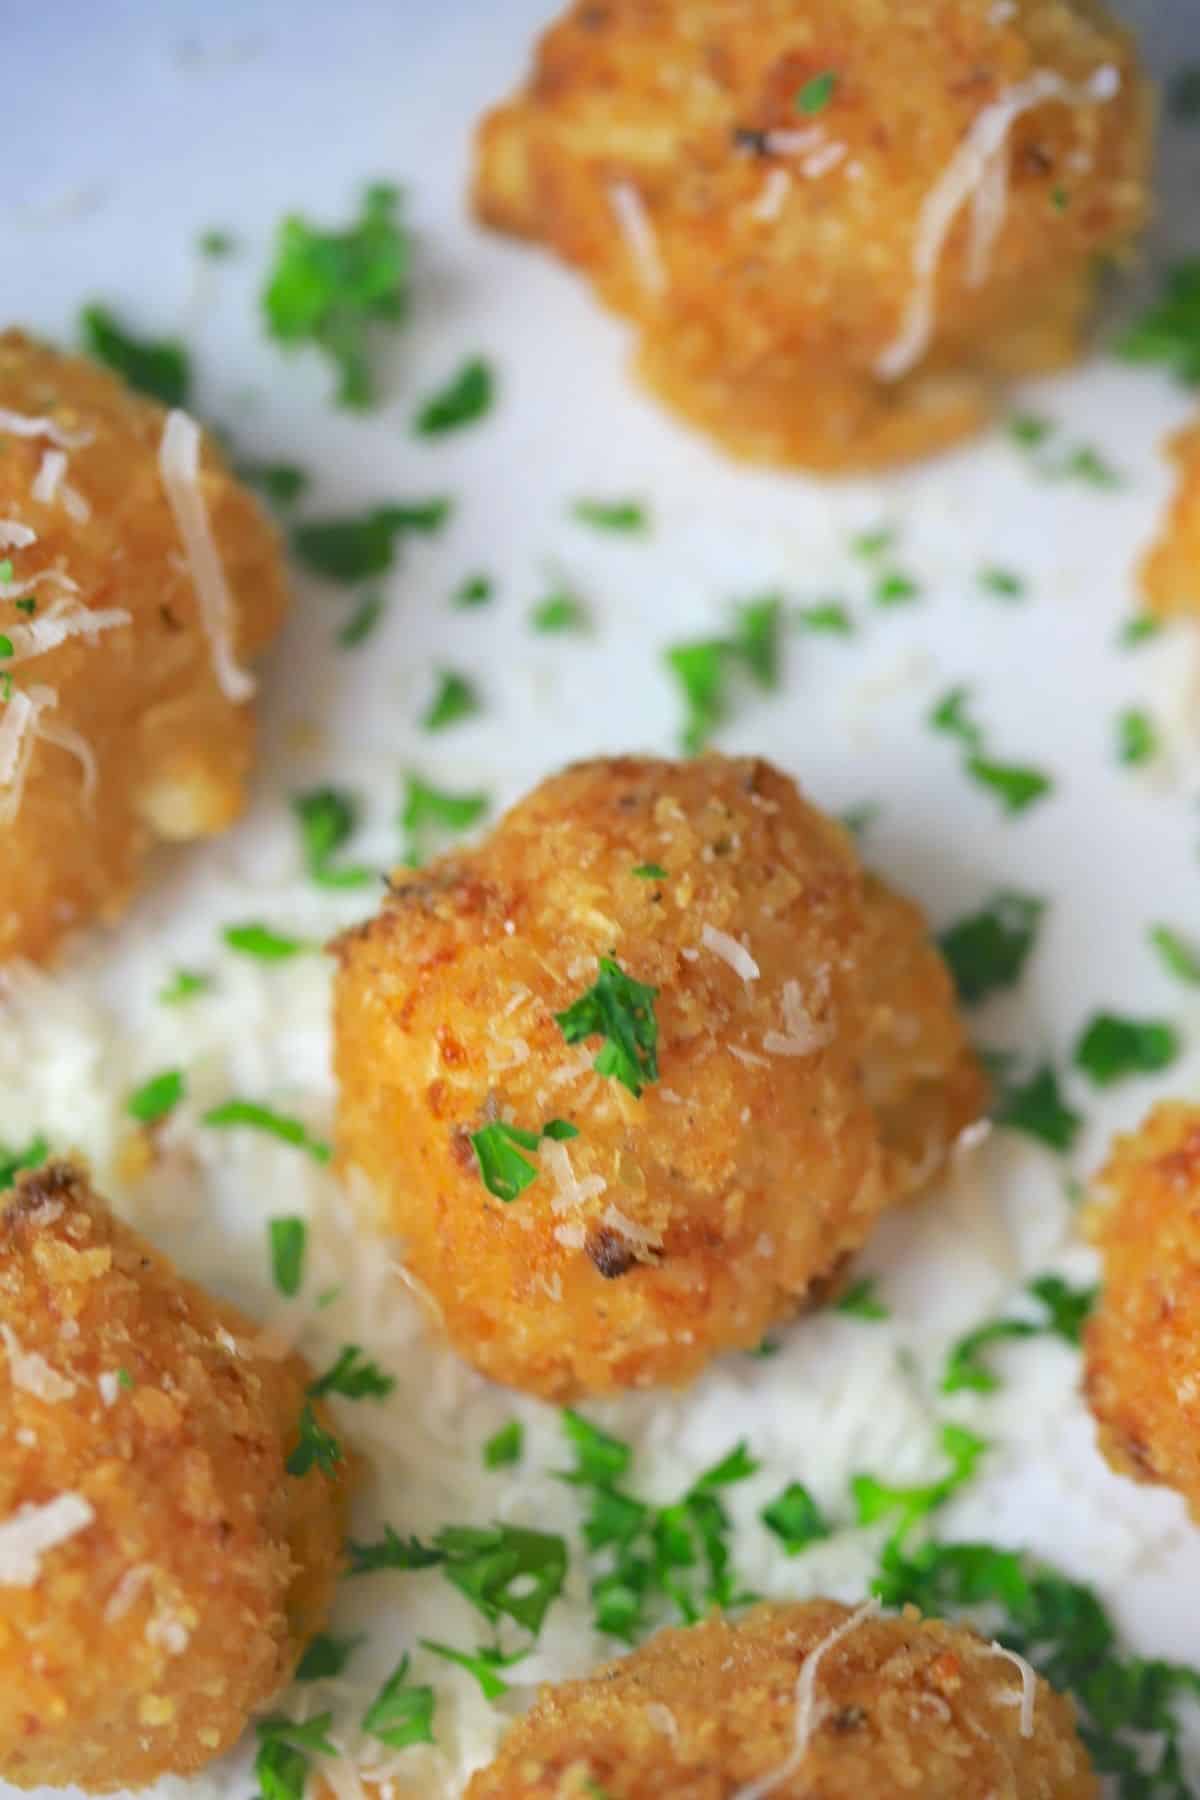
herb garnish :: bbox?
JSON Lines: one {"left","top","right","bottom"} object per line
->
{"left": 835, "top": 1277, "right": 888, "bottom": 1320}
{"left": 979, "top": 567, "right": 1026, "bottom": 600}
{"left": 795, "top": 600, "right": 853, "bottom": 635}
{"left": 338, "top": 591, "right": 386, "bottom": 648}
{"left": 1118, "top": 259, "right": 1200, "bottom": 386}
{"left": 1074, "top": 1014, "right": 1180, "bottom": 1086}
{"left": 453, "top": 573, "right": 494, "bottom": 609}
{"left": 415, "top": 358, "right": 494, "bottom": 435}
{"left": 361, "top": 1656, "right": 436, "bottom": 1749}
{"left": 80, "top": 305, "right": 190, "bottom": 407}
{"left": 531, "top": 590, "right": 589, "bottom": 633}
{"left": 853, "top": 1423, "right": 986, "bottom": 1538}
{"left": 796, "top": 71, "right": 836, "bottom": 115}
{"left": 293, "top": 788, "right": 372, "bottom": 888}
{"left": 665, "top": 595, "right": 782, "bottom": 754}
{"left": 556, "top": 957, "right": 660, "bottom": 1097}
{"left": 286, "top": 1400, "right": 343, "bottom": 1478}
{"left": 928, "top": 688, "right": 1052, "bottom": 815}
{"left": 572, "top": 499, "right": 648, "bottom": 533}
{"left": 484, "top": 1421, "right": 524, "bottom": 1469}
{"left": 205, "top": 1100, "right": 332, "bottom": 1162}
{"left": 263, "top": 183, "right": 408, "bottom": 408}
{"left": 420, "top": 1639, "right": 526, "bottom": 1700}
{"left": 223, "top": 922, "right": 312, "bottom": 960}
{"left": 761, "top": 1482, "right": 831, "bottom": 1554}
{"left": 309, "top": 1345, "right": 395, "bottom": 1401}
{"left": 423, "top": 669, "right": 481, "bottom": 732}
{"left": 0, "top": 1137, "right": 49, "bottom": 1190}
{"left": 127, "top": 1069, "right": 185, "bottom": 1127}
{"left": 943, "top": 1275, "right": 1096, "bottom": 1394}
{"left": 238, "top": 462, "right": 308, "bottom": 508}
{"left": 938, "top": 891, "right": 1044, "bottom": 1005}
{"left": 254, "top": 1714, "right": 337, "bottom": 1800}
{"left": 269, "top": 1217, "right": 307, "bottom": 1296}
{"left": 1116, "top": 707, "right": 1158, "bottom": 766}
{"left": 295, "top": 1633, "right": 364, "bottom": 1681}
{"left": 992, "top": 1061, "right": 1081, "bottom": 1152}
{"left": 1149, "top": 925, "right": 1200, "bottom": 985}
{"left": 293, "top": 500, "right": 450, "bottom": 582}
{"left": 400, "top": 776, "right": 489, "bottom": 866}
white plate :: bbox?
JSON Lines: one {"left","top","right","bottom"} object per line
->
{"left": 4, "top": 3, "right": 1200, "bottom": 1795}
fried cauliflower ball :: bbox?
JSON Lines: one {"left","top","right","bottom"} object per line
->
{"left": 465, "top": 1600, "right": 1097, "bottom": 1799}
{"left": 0, "top": 329, "right": 289, "bottom": 964}
{"left": 1139, "top": 423, "right": 1200, "bottom": 619}
{"left": 1084, "top": 1102, "right": 1200, "bottom": 1519}
{"left": 474, "top": 0, "right": 1149, "bottom": 473}
{"left": 333, "top": 755, "right": 984, "bottom": 1400}
{"left": 0, "top": 1162, "right": 348, "bottom": 1791}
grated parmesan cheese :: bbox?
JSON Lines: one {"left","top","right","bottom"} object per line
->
{"left": 0, "top": 1323, "right": 76, "bottom": 1403}
{"left": 0, "top": 409, "right": 93, "bottom": 451}
{"left": 158, "top": 409, "right": 254, "bottom": 704}
{"left": 1, "top": 601, "right": 131, "bottom": 666}
{"left": 752, "top": 168, "right": 792, "bottom": 223}
{"left": 763, "top": 978, "right": 832, "bottom": 1057}
{"left": 876, "top": 65, "right": 1120, "bottom": 381}
{"left": 0, "top": 521, "right": 36, "bottom": 550}
{"left": 608, "top": 180, "right": 667, "bottom": 297}
{"left": 988, "top": 1641, "right": 1037, "bottom": 1737}
{"left": 544, "top": 1137, "right": 607, "bottom": 1216}
{"left": 701, "top": 923, "right": 760, "bottom": 983}
{"left": 600, "top": 1202, "right": 664, "bottom": 1258}
{"left": 31, "top": 449, "right": 66, "bottom": 506}
{"left": 732, "top": 1599, "right": 883, "bottom": 1800}
{"left": 0, "top": 1492, "right": 95, "bottom": 1586}
{"left": 802, "top": 141, "right": 847, "bottom": 180}
{"left": 98, "top": 1370, "right": 121, "bottom": 1407}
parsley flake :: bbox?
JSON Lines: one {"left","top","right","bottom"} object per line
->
{"left": 1117, "top": 614, "right": 1162, "bottom": 648}
{"left": 1170, "top": 68, "right": 1200, "bottom": 122}
{"left": 423, "top": 669, "right": 481, "bottom": 732}
{"left": 993, "top": 1061, "right": 1081, "bottom": 1152}
{"left": 338, "top": 590, "right": 386, "bottom": 648}
{"left": 979, "top": 566, "right": 1026, "bottom": 600}
{"left": 453, "top": 573, "right": 493, "bottom": 609}
{"left": 80, "top": 305, "right": 190, "bottom": 407}
{"left": 269, "top": 1217, "right": 307, "bottom": 1297}
{"left": 346, "top": 1527, "right": 445, "bottom": 1576}
{"left": 435, "top": 1523, "right": 568, "bottom": 1635}
{"left": 761, "top": 1482, "right": 830, "bottom": 1554}
{"left": 1149, "top": 924, "right": 1200, "bottom": 985}
{"left": 1116, "top": 707, "right": 1158, "bottom": 766}
{"left": 420, "top": 1640, "right": 526, "bottom": 1701}
{"left": 295, "top": 1633, "right": 363, "bottom": 1681}
{"left": 361, "top": 1655, "right": 435, "bottom": 1749}
{"left": 0, "top": 1137, "right": 49, "bottom": 1191}
{"left": 633, "top": 862, "right": 667, "bottom": 880}
{"left": 1118, "top": 259, "right": 1200, "bottom": 386}
{"left": 309, "top": 1345, "right": 395, "bottom": 1401}
{"left": 126, "top": 1069, "right": 185, "bottom": 1127}
{"left": 400, "top": 776, "right": 489, "bottom": 866}
{"left": 293, "top": 788, "right": 372, "bottom": 888}
{"left": 198, "top": 228, "right": 236, "bottom": 258}
{"left": 531, "top": 590, "right": 589, "bottom": 633}
{"left": 943, "top": 1275, "right": 1096, "bottom": 1394}
{"left": 470, "top": 1121, "right": 542, "bottom": 1203}
{"left": 874, "top": 570, "right": 921, "bottom": 606}
{"left": 853, "top": 1423, "right": 986, "bottom": 1540}
{"left": 938, "top": 891, "right": 1045, "bottom": 1006}
{"left": 254, "top": 1715, "right": 336, "bottom": 1800}
{"left": 484, "top": 1420, "right": 524, "bottom": 1469}
{"left": 415, "top": 357, "right": 494, "bottom": 435}
{"left": 556, "top": 956, "right": 660, "bottom": 1096}
{"left": 223, "top": 922, "right": 312, "bottom": 960}
{"left": 263, "top": 184, "right": 409, "bottom": 409}
{"left": 796, "top": 70, "right": 837, "bottom": 115}
{"left": 572, "top": 498, "right": 648, "bottom": 533}
{"left": 1074, "top": 1013, "right": 1180, "bottom": 1086}
{"left": 286, "top": 1400, "right": 343, "bottom": 1478}
{"left": 966, "top": 755, "right": 1052, "bottom": 815}
{"left": 795, "top": 600, "right": 853, "bottom": 635}
{"left": 835, "top": 1277, "right": 889, "bottom": 1320}
{"left": 293, "top": 500, "right": 450, "bottom": 582}
{"left": 239, "top": 462, "right": 308, "bottom": 508}
{"left": 206, "top": 1100, "right": 332, "bottom": 1162}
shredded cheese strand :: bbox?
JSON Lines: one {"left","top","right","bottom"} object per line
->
{"left": 158, "top": 409, "right": 254, "bottom": 704}
{"left": 988, "top": 1641, "right": 1037, "bottom": 1737}
{"left": 608, "top": 181, "right": 667, "bottom": 297}
{"left": 733, "top": 1599, "right": 883, "bottom": 1800}
{"left": 0, "top": 521, "right": 36, "bottom": 551}
{"left": 876, "top": 65, "right": 1120, "bottom": 381}
{"left": 0, "top": 409, "right": 93, "bottom": 451}
{"left": 2, "top": 603, "right": 131, "bottom": 666}
{"left": 0, "top": 1492, "right": 95, "bottom": 1586}
{"left": 31, "top": 450, "right": 66, "bottom": 505}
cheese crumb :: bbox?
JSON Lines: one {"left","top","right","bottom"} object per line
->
{"left": 0, "top": 1492, "right": 95, "bottom": 1586}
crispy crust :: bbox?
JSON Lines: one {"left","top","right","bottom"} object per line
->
{"left": 0, "top": 1163, "right": 348, "bottom": 1791}
{"left": 0, "top": 329, "right": 289, "bottom": 963}
{"left": 333, "top": 754, "right": 985, "bottom": 1399}
{"left": 473, "top": 0, "right": 1150, "bottom": 472}
{"left": 465, "top": 1600, "right": 1097, "bottom": 1799}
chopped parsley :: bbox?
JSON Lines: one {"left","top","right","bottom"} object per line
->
{"left": 1116, "top": 707, "right": 1158, "bottom": 766}
{"left": 873, "top": 1538, "right": 1200, "bottom": 1796}
{"left": 415, "top": 357, "right": 494, "bottom": 435}
{"left": 761, "top": 1482, "right": 830, "bottom": 1554}
{"left": 665, "top": 595, "right": 783, "bottom": 754}
{"left": 453, "top": 573, "right": 493, "bottom": 609}
{"left": 1057, "top": 444, "right": 1123, "bottom": 489}
{"left": 796, "top": 70, "right": 836, "bottom": 115}
{"left": 943, "top": 1275, "right": 1096, "bottom": 1394}
{"left": 198, "top": 228, "right": 236, "bottom": 258}
{"left": 436, "top": 1524, "right": 569, "bottom": 1635}
{"left": 238, "top": 462, "right": 308, "bottom": 508}
{"left": 309, "top": 1345, "right": 395, "bottom": 1401}
{"left": 1118, "top": 259, "right": 1200, "bottom": 386}
{"left": 254, "top": 1714, "right": 338, "bottom": 1800}
{"left": 293, "top": 788, "right": 372, "bottom": 888}
{"left": 263, "top": 183, "right": 409, "bottom": 409}
{"left": 420, "top": 1640, "right": 526, "bottom": 1701}
{"left": 556, "top": 957, "right": 660, "bottom": 1097}
{"left": 852, "top": 1423, "right": 986, "bottom": 1539}
{"left": 269, "top": 1217, "right": 307, "bottom": 1297}
{"left": 0, "top": 1136, "right": 49, "bottom": 1191}
{"left": 361, "top": 1655, "right": 435, "bottom": 1749}
{"left": 423, "top": 669, "right": 481, "bottom": 732}
{"left": 1149, "top": 925, "right": 1200, "bottom": 985}
{"left": 126, "top": 1068, "right": 185, "bottom": 1127}
{"left": 938, "top": 891, "right": 1045, "bottom": 1006}
{"left": 337, "top": 590, "right": 385, "bottom": 648}
{"left": 978, "top": 566, "right": 1026, "bottom": 600}
{"left": 1118, "top": 614, "right": 1162, "bottom": 648}
{"left": 633, "top": 863, "right": 667, "bottom": 880}
{"left": 851, "top": 525, "right": 896, "bottom": 558}
{"left": 484, "top": 1420, "right": 524, "bottom": 1469}
{"left": 80, "top": 304, "right": 190, "bottom": 407}
{"left": 346, "top": 1527, "right": 446, "bottom": 1575}
{"left": 835, "top": 1277, "right": 888, "bottom": 1321}
{"left": 571, "top": 498, "right": 648, "bottom": 533}
{"left": 732, "top": 595, "right": 783, "bottom": 688}
{"left": 873, "top": 570, "right": 921, "bottom": 607}
{"left": 286, "top": 1400, "right": 343, "bottom": 1478}
{"left": 223, "top": 922, "right": 312, "bottom": 960}
{"left": 1169, "top": 67, "right": 1200, "bottom": 123}
{"left": 470, "top": 1121, "right": 543, "bottom": 1203}
{"left": 1074, "top": 1013, "right": 1180, "bottom": 1087}
{"left": 929, "top": 685, "right": 984, "bottom": 752}
{"left": 929, "top": 689, "right": 1051, "bottom": 814}
{"left": 993, "top": 1061, "right": 1081, "bottom": 1152}
{"left": 295, "top": 1633, "right": 363, "bottom": 1682}
{"left": 293, "top": 499, "right": 450, "bottom": 582}
{"left": 205, "top": 1100, "right": 332, "bottom": 1162}
{"left": 400, "top": 776, "right": 489, "bottom": 866}
{"left": 531, "top": 590, "right": 589, "bottom": 633}
{"left": 795, "top": 600, "right": 853, "bottom": 635}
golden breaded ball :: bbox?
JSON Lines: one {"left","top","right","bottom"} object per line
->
{"left": 1084, "top": 1103, "right": 1200, "bottom": 1517}
{"left": 0, "top": 1162, "right": 348, "bottom": 1792}
{"left": 0, "top": 330, "right": 289, "bottom": 964}
{"left": 1139, "top": 423, "right": 1200, "bottom": 620}
{"left": 474, "top": 0, "right": 1149, "bottom": 473}
{"left": 465, "top": 1600, "right": 1097, "bottom": 1799}
{"left": 333, "top": 755, "right": 984, "bottom": 1400}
